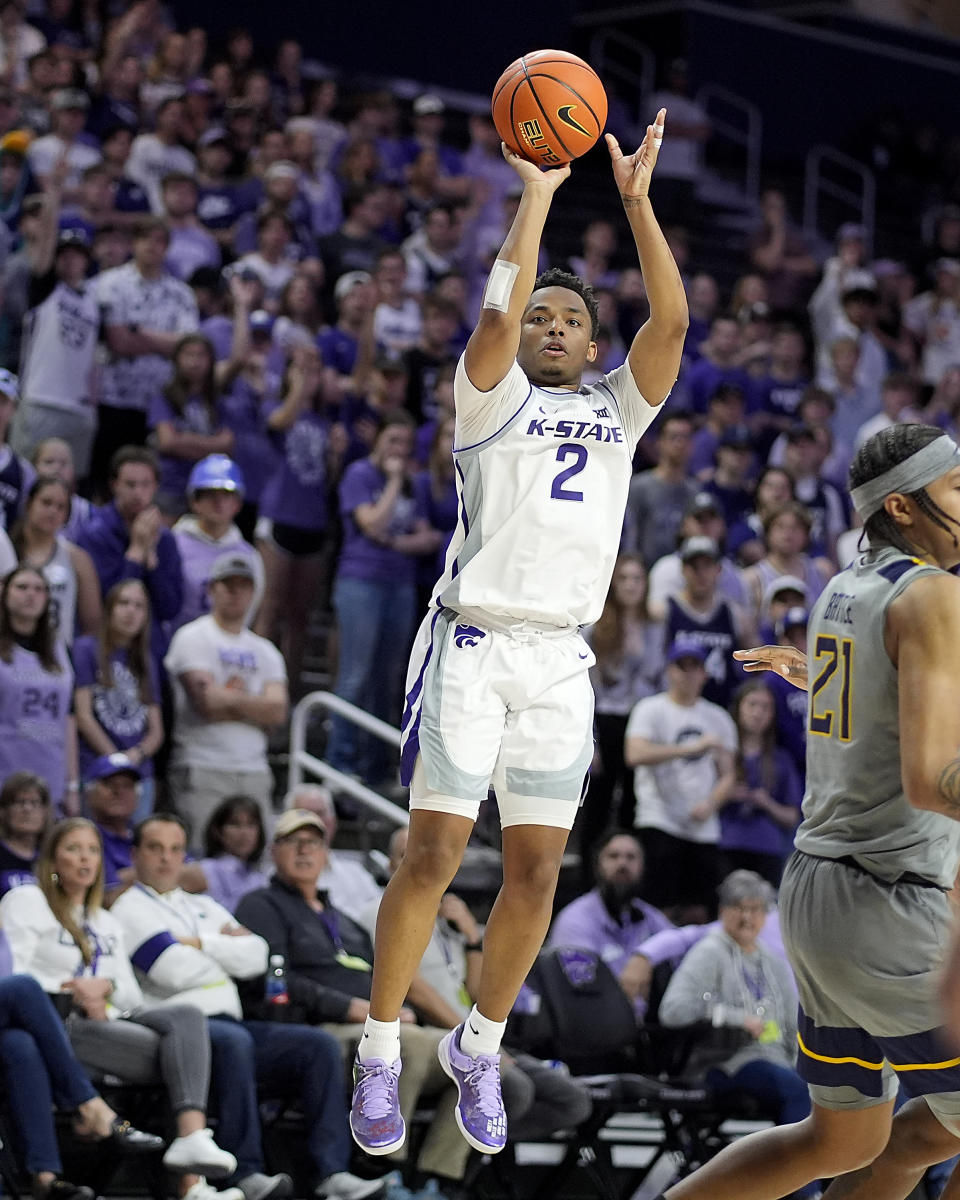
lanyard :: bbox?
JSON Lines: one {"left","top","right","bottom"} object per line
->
{"left": 135, "top": 883, "right": 200, "bottom": 937}
{"left": 316, "top": 907, "right": 371, "bottom": 973}
{"left": 741, "top": 958, "right": 768, "bottom": 1004}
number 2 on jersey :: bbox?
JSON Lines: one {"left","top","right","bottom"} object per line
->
{"left": 550, "top": 443, "right": 587, "bottom": 502}
{"left": 809, "top": 633, "right": 853, "bottom": 741}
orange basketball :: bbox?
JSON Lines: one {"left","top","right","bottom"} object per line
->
{"left": 491, "top": 49, "right": 607, "bottom": 167}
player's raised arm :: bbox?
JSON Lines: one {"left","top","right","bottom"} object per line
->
{"left": 890, "top": 572, "right": 960, "bottom": 820}
{"left": 607, "top": 110, "right": 689, "bottom": 406}
{"left": 463, "top": 148, "right": 570, "bottom": 393}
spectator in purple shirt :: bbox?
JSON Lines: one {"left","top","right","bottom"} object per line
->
{"left": 180, "top": 794, "right": 268, "bottom": 914}
{"left": 82, "top": 751, "right": 143, "bottom": 903}
{"left": 73, "top": 579, "right": 163, "bottom": 824}
{"left": 720, "top": 681, "right": 802, "bottom": 886}
{"left": 326, "top": 411, "right": 441, "bottom": 785}
{"left": 75, "top": 445, "right": 184, "bottom": 666}
{"left": 679, "top": 314, "right": 753, "bottom": 415}
{"left": 254, "top": 345, "right": 347, "bottom": 683}
{"left": 411, "top": 415, "right": 457, "bottom": 610}
{"left": 548, "top": 830, "right": 672, "bottom": 1021}
{"left": 162, "top": 172, "right": 221, "bottom": 282}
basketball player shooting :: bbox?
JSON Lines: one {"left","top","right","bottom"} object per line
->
{"left": 349, "top": 111, "right": 687, "bottom": 1158}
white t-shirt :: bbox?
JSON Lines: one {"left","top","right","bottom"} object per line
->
{"left": 97, "top": 262, "right": 198, "bottom": 411}
{"left": 645, "top": 92, "right": 706, "bottom": 181}
{"left": 436, "top": 354, "right": 661, "bottom": 629}
{"left": 373, "top": 298, "right": 422, "bottom": 357}
{"left": 164, "top": 614, "right": 287, "bottom": 771}
{"left": 234, "top": 253, "right": 295, "bottom": 303}
{"left": 20, "top": 277, "right": 101, "bottom": 410}
{"left": 27, "top": 134, "right": 102, "bottom": 192}
{"left": 316, "top": 852, "right": 383, "bottom": 924}
{"left": 626, "top": 691, "right": 738, "bottom": 843}
{"left": 126, "top": 134, "right": 196, "bottom": 214}
{"left": 902, "top": 291, "right": 960, "bottom": 386}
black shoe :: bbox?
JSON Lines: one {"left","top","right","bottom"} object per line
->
{"left": 104, "top": 1116, "right": 164, "bottom": 1153}
{"left": 33, "top": 1179, "right": 96, "bottom": 1200}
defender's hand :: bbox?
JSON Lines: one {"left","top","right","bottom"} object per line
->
{"left": 606, "top": 108, "right": 666, "bottom": 200}
{"left": 734, "top": 645, "right": 808, "bottom": 691}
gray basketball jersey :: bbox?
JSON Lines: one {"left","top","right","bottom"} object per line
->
{"left": 795, "top": 546, "right": 960, "bottom": 887}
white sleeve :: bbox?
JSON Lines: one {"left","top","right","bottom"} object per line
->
{"left": 715, "top": 707, "right": 739, "bottom": 754}
{"left": 0, "top": 527, "right": 17, "bottom": 577}
{"left": 164, "top": 622, "right": 203, "bottom": 677}
{"left": 0, "top": 887, "right": 45, "bottom": 980}
{"left": 195, "top": 896, "right": 268, "bottom": 979}
{"left": 95, "top": 911, "right": 144, "bottom": 1013}
{"left": 453, "top": 354, "right": 531, "bottom": 447}
{"left": 258, "top": 639, "right": 288, "bottom": 686}
{"left": 600, "top": 362, "right": 663, "bottom": 453}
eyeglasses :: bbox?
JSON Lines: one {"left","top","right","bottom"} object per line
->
{"left": 278, "top": 835, "right": 325, "bottom": 851}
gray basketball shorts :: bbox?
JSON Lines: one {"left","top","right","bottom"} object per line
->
{"left": 780, "top": 850, "right": 960, "bottom": 1126}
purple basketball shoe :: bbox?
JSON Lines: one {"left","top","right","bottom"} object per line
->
{"left": 437, "top": 1025, "right": 507, "bottom": 1154}
{"left": 350, "top": 1057, "right": 405, "bottom": 1155}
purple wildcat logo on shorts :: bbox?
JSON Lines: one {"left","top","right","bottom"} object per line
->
{"left": 454, "top": 624, "right": 486, "bottom": 648}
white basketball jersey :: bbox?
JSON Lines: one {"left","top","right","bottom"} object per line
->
{"left": 436, "top": 355, "right": 662, "bottom": 628}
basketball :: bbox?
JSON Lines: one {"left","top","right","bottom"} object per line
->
{"left": 491, "top": 49, "right": 608, "bottom": 167}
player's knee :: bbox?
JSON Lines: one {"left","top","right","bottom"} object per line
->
{"left": 397, "top": 835, "right": 462, "bottom": 891}
{"left": 502, "top": 852, "right": 564, "bottom": 905}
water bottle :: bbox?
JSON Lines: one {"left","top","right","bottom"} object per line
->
{"left": 265, "top": 954, "right": 289, "bottom": 1018}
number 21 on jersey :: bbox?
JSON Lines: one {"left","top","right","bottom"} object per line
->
{"left": 809, "top": 633, "right": 853, "bottom": 741}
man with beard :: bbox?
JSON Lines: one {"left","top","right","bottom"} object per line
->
{"left": 548, "top": 830, "right": 672, "bottom": 1019}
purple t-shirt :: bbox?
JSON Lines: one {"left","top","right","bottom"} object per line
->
{"left": 0, "top": 643, "right": 73, "bottom": 810}
{"left": 198, "top": 854, "right": 269, "bottom": 915}
{"left": 412, "top": 469, "right": 457, "bottom": 584}
{"left": 681, "top": 359, "right": 755, "bottom": 415}
{"left": 73, "top": 637, "right": 159, "bottom": 781}
{"left": 337, "top": 458, "right": 426, "bottom": 585}
{"left": 718, "top": 748, "right": 803, "bottom": 857}
{"left": 148, "top": 393, "right": 220, "bottom": 499}
{"left": 0, "top": 842, "right": 36, "bottom": 898}
{"left": 96, "top": 822, "right": 133, "bottom": 890}
{"left": 317, "top": 327, "right": 358, "bottom": 376}
{"left": 259, "top": 408, "right": 333, "bottom": 531}
{"left": 218, "top": 378, "right": 278, "bottom": 505}
{"left": 165, "top": 226, "right": 222, "bottom": 282}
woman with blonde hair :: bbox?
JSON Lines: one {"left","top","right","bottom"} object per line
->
{"left": 0, "top": 819, "right": 239, "bottom": 1200}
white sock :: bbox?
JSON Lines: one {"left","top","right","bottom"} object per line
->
{"left": 357, "top": 1016, "right": 401, "bottom": 1064}
{"left": 459, "top": 1005, "right": 506, "bottom": 1058}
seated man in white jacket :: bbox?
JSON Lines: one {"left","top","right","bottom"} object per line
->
{"left": 111, "top": 812, "right": 386, "bottom": 1200}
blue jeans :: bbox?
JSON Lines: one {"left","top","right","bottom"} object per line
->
{"left": 0, "top": 975, "right": 98, "bottom": 1174}
{"left": 708, "top": 1059, "right": 817, "bottom": 1199}
{"left": 326, "top": 576, "right": 417, "bottom": 783}
{"left": 207, "top": 1017, "right": 352, "bottom": 1183}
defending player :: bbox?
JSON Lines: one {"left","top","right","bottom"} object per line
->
{"left": 349, "top": 112, "right": 687, "bottom": 1157}
{"left": 658, "top": 423, "right": 960, "bottom": 1200}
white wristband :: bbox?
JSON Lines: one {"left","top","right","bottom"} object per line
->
{"left": 483, "top": 259, "right": 520, "bottom": 313}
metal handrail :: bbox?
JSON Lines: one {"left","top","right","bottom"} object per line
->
{"left": 588, "top": 27, "right": 655, "bottom": 134}
{"left": 694, "top": 82, "right": 763, "bottom": 204}
{"left": 288, "top": 690, "right": 408, "bottom": 827}
{"left": 803, "top": 144, "right": 875, "bottom": 254}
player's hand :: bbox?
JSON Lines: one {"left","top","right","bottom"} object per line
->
{"left": 501, "top": 143, "right": 571, "bottom": 192}
{"left": 606, "top": 108, "right": 666, "bottom": 200}
{"left": 733, "top": 645, "right": 809, "bottom": 691}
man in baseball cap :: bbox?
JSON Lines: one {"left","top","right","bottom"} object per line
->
{"left": 84, "top": 752, "right": 143, "bottom": 900}
{"left": 172, "top": 456, "right": 263, "bottom": 630}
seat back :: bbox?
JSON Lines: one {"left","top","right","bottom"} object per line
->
{"left": 506, "top": 946, "right": 639, "bottom": 1072}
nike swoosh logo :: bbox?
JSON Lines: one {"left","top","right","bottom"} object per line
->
{"left": 469, "top": 1023, "right": 480, "bottom": 1036}
{"left": 579, "top": 652, "right": 590, "bottom": 659}
{"left": 557, "top": 105, "right": 590, "bottom": 136}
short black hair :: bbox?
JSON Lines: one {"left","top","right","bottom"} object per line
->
{"left": 532, "top": 268, "right": 600, "bottom": 339}
{"left": 133, "top": 811, "right": 190, "bottom": 848}
{"left": 203, "top": 795, "right": 266, "bottom": 864}
{"left": 109, "top": 445, "right": 159, "bottom": 482}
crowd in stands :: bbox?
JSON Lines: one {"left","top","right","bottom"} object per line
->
{"left": 0, "top": 4, "right": 957, "bottom": 1199}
